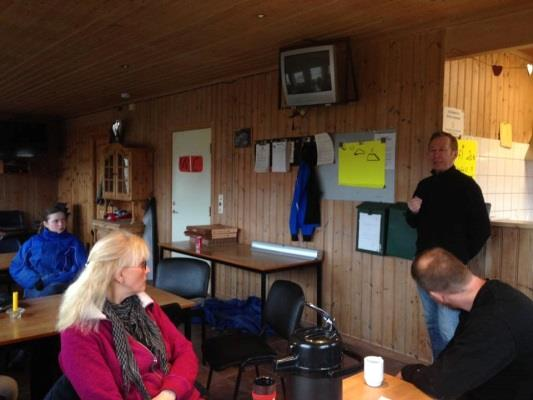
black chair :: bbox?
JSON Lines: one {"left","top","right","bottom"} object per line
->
{"left": 43, "top": 375, "right": 79, "bottom": 400}
{"left": 202, "top": 279, "right": 305, "bottom": 400}
{"left": 0, "top": 238, "right": 20, "bottom": 253}
{"left": 0, "top": 238, "right": 20, "bottom": 293}
{"left": 44, "top": 374, "right": 208, "bottom": 399}
{"left": 155, "top": 257, "right": 211, "bottom": 343}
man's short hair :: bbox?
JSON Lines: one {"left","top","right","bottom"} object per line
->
{"left": 411, "top": 248, "right": 471, "bottom": 293}
{"left": 429, "top": 131, "right": 458, "bottom": 152}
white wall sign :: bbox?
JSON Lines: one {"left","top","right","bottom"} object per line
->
{"left": 443, "top": 107, "right": 464, "bottom": 137}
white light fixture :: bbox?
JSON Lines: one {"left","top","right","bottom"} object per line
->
{"left": 256, "top": 13, "right": 265, "bottom": 19}
{"left": 251, "top": 240, "right": 319, "bottom": 259}
{"left": 527, "top": 63, "right": 533, "bottom": 76}
{"left": 121, "top": 92, "right": 130, "bottom": 99}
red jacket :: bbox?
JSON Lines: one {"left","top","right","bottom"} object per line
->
{"left": 60, "top": 293, "right": 201, "bottom": 399}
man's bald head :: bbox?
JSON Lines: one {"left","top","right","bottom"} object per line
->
{"left": 411, "top": 248, "right": 472, "bottom": 294}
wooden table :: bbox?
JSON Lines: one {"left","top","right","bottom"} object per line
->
{"left": 343, "top": 372, "right": 432, "bottom": 399}
{"left": 0, "top": 251, "right": 16, "bottom": 271}
{"left": 0, "top": 285, "right": 194, "bottom": 346}
{"left": 159, "top": 241, "right": 323, "bottom": 322}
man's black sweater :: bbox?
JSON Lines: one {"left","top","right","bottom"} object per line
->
{"left": 406, "top": 166, "right": 490, "bottom": 263}
{"left": 402, "top": 280, "right": 533, "bottom": 400}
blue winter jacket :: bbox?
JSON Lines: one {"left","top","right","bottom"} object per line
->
{"left": 9, "top": 229, "right": 87, "bottom": 298}
{"left": 289, "top": 161, "right": 321, "bottom": 241}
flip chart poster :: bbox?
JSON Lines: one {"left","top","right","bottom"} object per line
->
{"left": 338, "top": 140, "right": 386, "bottom": 189}
{"left": 454, "top": 139, "right": 478, "bottom": 177}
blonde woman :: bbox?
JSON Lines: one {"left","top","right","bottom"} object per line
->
{"left": 57, "top": 230, "right": 201, "bottom": 400}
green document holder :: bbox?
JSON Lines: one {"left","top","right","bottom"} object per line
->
{"left": 385, "top": 202, "right": 417, "bottom": 260}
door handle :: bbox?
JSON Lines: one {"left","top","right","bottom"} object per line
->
{"left": 172, "top": 210, "right": 179, "bottom": 214}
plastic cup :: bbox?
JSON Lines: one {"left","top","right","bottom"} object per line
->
{"left": 252, "top": 376, "right": 276, "bottom": 400}
{"left": 364, "top": 355, "right": 384, "bottom": 387}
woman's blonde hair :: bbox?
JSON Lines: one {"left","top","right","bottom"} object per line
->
{"left": 57, "top": 230, "right": 149, "bottom": 332}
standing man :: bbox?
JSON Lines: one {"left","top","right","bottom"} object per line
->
{"left": 406, "top": 131, "right": 490, "bottom": 358}
{"left": 400, "top": 248, "right": 533, "bottom": 400}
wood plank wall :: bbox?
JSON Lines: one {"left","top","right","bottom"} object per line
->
{"left": 444, "top": 51, "right": 533, "bottom": 302}
{"left": 444, "top": 51, "right": 533, "bottom": 142}
{"left": 0, "top": 124, "right": 61, "bottom": 228}
{"left": 58, "top": 30, "right": 444, "bottom": 361}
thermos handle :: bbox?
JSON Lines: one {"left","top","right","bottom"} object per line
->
{"left": 273, "top": 354, "right": 300, "bottom": 371}
{"left": 305, "top": 302, "right": 337, "bottom": 333}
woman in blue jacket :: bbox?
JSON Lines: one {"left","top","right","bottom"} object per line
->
{"left": 9, "top": 205, "right": 87, "bottom": 298}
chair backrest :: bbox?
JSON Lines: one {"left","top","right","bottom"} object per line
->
{"left": 43, "top": 375, "right": 79, "bottom": 400}
{"left": 0, "top": 210, "right": 24, "bottom": 229}
{"left": 264, "top": 280, "right": 305, "bottom": 339}
{"left": 155, "top": 257, "right": 210, "bottom": 299}
{"left": 0, "top": 238, "right": 21, "bottom": 253}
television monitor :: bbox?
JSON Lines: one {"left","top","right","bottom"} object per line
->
{"left": 280, "top": 40, "right": 356, "bottom": 108}
{"left": 0, "top": 121, "right": 47, "bottom": 159}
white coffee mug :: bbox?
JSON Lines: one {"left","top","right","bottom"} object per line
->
{"left": 364, "top": 355, "right": 384, "bottom": 387}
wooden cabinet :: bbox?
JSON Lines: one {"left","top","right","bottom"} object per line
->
{"left": 102, "top": 143, "right": 152, "bottom": 201}
{"left": 92, "top": 143, "right": 153, "bottom": 243}
{"left": 92, "top": 219, "right": 146, "bottom": 242}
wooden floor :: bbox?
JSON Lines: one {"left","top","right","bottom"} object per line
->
{"left": 11, "top": 322, "right": 412, "bottom": 399}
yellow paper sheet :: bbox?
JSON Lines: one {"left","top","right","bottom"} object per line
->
{"left": 338, "top": 140, "right": 386, "bottom": 188}
{"left": 499, "top": 122, "right": 512, "bottom": 148}
{"left": 454, "top": 139, "right": 478, "bottom": 178}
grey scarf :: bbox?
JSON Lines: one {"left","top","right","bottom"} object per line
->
{"left": 103, "top": 295, "right": 169, "bottom": 399}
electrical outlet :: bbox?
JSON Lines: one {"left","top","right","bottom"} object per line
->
{"left": 217, "top": 194, "right": 223, "bottom": 214}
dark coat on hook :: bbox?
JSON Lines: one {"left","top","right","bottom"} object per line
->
{"left": 289, "top": 142, "right": 321, "bottom": 241}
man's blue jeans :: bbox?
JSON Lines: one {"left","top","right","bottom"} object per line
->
{"left": 418, "top": 286, "right": 459, "bottom": 360}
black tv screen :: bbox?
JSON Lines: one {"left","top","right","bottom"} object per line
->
{"left": 0, "top": 121, "right": 47, "bottom": 159}
{"left": 284, "top": 50, "right": 332, "bottom": 95}
{"left": 280, "top": 40, "right": 357, "bottom": 108}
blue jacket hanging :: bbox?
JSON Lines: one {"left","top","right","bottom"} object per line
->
{"left": 289, "top": 142, "right": 321, "bottom": 241}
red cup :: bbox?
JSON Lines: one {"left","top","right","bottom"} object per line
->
{"left": 252, "top": 376, "right": 276, "bottom": 400}
{"left": 195, "top": 236, "right": 203, "bottom": 253}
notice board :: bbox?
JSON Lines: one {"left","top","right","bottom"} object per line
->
{"left": 317, "top": 130, "right": 396, "bottom": 203}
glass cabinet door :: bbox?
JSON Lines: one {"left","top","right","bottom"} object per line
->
{"left": 103, "top": 154, "right": 115, "bottom": 194}
{"left": 116, "top": 152, "right": 130, "bottom": 196}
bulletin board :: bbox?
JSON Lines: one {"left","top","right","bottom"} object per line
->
{"left": 317, "top": 130, "right": 396, "bottom": 203}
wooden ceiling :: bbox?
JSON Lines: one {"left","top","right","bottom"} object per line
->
{"left": 1, "top": 0, "right": 532, "bottom": 119}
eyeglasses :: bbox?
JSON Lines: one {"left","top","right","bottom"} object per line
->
{"left": 133, "top": 260, "right": 147, "bottom": 270}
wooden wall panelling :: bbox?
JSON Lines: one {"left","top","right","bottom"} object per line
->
{"left": 444, "top": 51, "right": 533, "bottom": 142}
{"left": 59, "top": 30, "right": 450, "bottom": 361}
{"left": 0, "top": 125, "right": 61, "bottom": 226}
{"left": 516, "top": 228, "right": 533, "bottom": 298}
{"left": 500, "top": 227, "right": 519, "bottom": 286}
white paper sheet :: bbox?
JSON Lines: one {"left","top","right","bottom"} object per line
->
{"left": 357, "top": 212, "right": 382, "bottom": 253}
{"left": 254, "top": 142, "right": 271, "bottom": 173}
{"left": 315, "top": 132, "right": 335, "bottom": 165}
{"left": 271, "top": 141, "right": 290, "bottom": 172}
{"left": 375, "top": 132, "right": 396, "bottom": 171}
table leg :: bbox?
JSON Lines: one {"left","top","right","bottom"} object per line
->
{"left": 260, "top": 272, "right": 267, "bottom": 326}
{"left": 30, "top": 336, "right": 61, "bottom": 400}
{"left": 316, "top": 261, "right": 322, "bottom": 308}
{"left": 211, "top": 262, "right": 216, "bottom": 298}
{"left": 316, "top": 261, "right": 323, "bottom": 325}
{"left": 184, "top": 309, "right": 192, "bottom": 340}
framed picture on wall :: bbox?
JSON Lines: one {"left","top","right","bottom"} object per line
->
{"left": 234, "top": 128, "right": 252, "bottom": 148}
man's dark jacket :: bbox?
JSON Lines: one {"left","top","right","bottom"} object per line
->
{"left": 406, "top": 166, "right": 490, "bottom": 263}
{"left": 402, "top": 280, "right": 533, "bottom": 400}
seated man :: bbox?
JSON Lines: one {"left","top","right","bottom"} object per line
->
{"left": 0, "top": 375, "right": 18, "bottom": 400}
{"left": 400, "top": 247, "right": 533, "bottom": 400}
